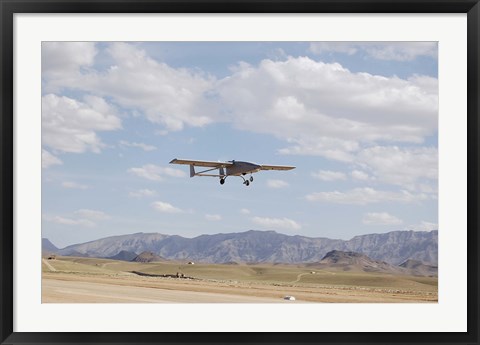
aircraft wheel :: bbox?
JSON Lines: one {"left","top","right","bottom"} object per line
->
{"left": 249, "top": 176, "right": 254, "bottom": 182}
{"left": 220, "top": 178, "right": 225, "bottom": 185}
{"left": 245, "top": 180, "right": 250, "bottom": 186}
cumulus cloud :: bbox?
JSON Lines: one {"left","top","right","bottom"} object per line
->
{"left": 205, "top": 214, "right": 222, "bottom": 221}
{"left": 240, "top": 208, "right": 251, "bottom": 215}
{"left": 356, "top": 146, "right": 437, "bottom": 190}
{"left": 44, "top": 43, "right": 437, "bottom": 153}
{"left": 42, "top": 42, "right": 97, "bottom": 91}
{"left": 151, "top": 201, "right": 182, "bottom": 213}
{"left": 218, "top": 56, "right": 438, "bottom": 161}
{"left": 306, "top": 187, "right": 430, "bottom": 205}
{"left": 129, "top": 189, "right": 156, "bottom": 198}
{"left": 311, "top": 170, "right": 346, "bottom": 181}
{"left": 42, "top": 94, "right": 121, "bottom": 153}
{"left": 119, "top": 140, "right": 157, "bottom": 151}
{"left": 42, "top": 149, "right": 62, "bottom": 168}
{"left": 128, "top": 164, "right": 186, "bottom": 181}
{"left": 62, "top": 181, "right": 89, "bottom": 190}
{"left": 362, "top": 212, "right": 403, "bottom": 225}
{"left": 266, "top": 179, "right": 289, "bottom": 189}
{"left": 252, "top": 216, "right": 301, "bottom": 231}
{"left": 45, "top": 42, "right": 216, "bottom": 132}
{"left": 309, "top": 42, "right": 437, "bottom": 61}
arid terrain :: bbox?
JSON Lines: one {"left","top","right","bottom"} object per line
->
{"left": 42, "top": 256, "right": 437, "bottom": 303}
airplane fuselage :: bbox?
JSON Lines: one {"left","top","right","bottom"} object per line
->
{"left": 225, "top": 161, "right": 261, "bottom": 176}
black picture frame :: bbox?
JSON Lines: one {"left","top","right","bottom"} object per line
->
{"left": 1, "top": 1, "right": 479, "bottom": 344}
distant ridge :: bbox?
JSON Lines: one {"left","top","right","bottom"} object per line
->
{"left": 52, "top": 229, "right": 438, "bottom": 265}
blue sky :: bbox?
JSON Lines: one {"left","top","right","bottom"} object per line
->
{"left": 41, "top": 42, "right": 438, "bottom": 248}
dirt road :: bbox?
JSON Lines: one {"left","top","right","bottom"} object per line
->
{"left": 42, "top": 259, "right": 57, "bottom": 272}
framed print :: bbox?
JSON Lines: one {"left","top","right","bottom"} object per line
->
{"left": 1, "top": 0, "right": 479, "bottom": 344}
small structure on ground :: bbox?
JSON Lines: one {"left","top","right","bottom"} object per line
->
{"left": 284, "top": 296, "right": 296, "bottom": 301}
{"left": 188, "top": 261, "right": 195, "bottom": 265}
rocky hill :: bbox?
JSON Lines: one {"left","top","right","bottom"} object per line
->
{"left": 399, "top": 259, "right": 438, "bottom": 276}
{"left": 42, "top": 238, "right": 59, "bottom": 253}
{"left": 51, "top": 229, "right": 437, "bottom": 265}
{"left": 131, "top": 251, "right": 165, "bottom": 263}
{"left": 311, "top": 250, "right": 403, "bottom": 273}
{"left": 107, "top": 250, "right": 138, "bottom": 261}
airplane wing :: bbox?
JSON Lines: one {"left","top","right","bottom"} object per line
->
{"left": 260, "top": 164, "right": 296, "bottom": 171}
{"left": 169, "top": 158, "right": 234, "bottom": 168}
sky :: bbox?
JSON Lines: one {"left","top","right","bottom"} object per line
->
{"left": 41, "top": 41, "right": 438, "bottom": 248}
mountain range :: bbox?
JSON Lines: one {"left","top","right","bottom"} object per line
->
{"left": 44, "top": 229, "right": 437, "bottom": 266}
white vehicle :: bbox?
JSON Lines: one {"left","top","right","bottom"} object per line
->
{"left": 284, "top": 296, "right": 296, "bottom": 301}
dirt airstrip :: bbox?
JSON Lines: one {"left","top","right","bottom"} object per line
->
{"left": 42, "top": 257, "right": 438, "bottom": 303}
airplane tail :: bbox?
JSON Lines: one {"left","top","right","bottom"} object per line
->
{"left": 190, "top": 165, "right": 195, "bottom": 177}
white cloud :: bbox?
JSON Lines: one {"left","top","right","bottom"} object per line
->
{"left": 42, "top": 42, "right": 97, "bottom": 91}
{"left": 311, "top": 170, "right": 346, "bottom": 181}
{"left": 306, "top": 187, "right": 430, "bottom": 205}
{"left": 151, "top": 201, "right": 182, "bottom": 213}
{"left": 74, "top": 209, "right": 110, "bottom": 221}
{"left": 42, "top": 94, "right": 121, "bottom": 153}
{"left": 128, "top": 164, "right": 186, "bottom": 181}
{"left": 407, "top": 221, "right": 438, "bottom": 231}
{"left": 46, "top": 42, "right": 216, "bottom": 132}
{"left": 62, "top": 181, "right": 89, "bottom": 190}
{"left": 240, "top": 208, "right": 251, "bottom": 215}
{"left": 205, "top": 214, "right": 222, "bottom": 221}
{"left": 266, "top": 179, "right": 289, "bottom": 189}
{"left": 218, "top": 57, "right": 438, "bottom": 161}
{"left": 119, "top": 140, "right": 157, "bottom": 151}
{"left": 308, "top": 42, "right": 360, "bottom": 56}
{"left": 356, "top": 146, "right": 437, "bottom": 190}
{"left": 363, "top": 42, "right": 437, "bottom": 61}
{"left": 42, "top": 149, "right": 62, "bottom": 168}
{"left": 42, "top": 214, "right": 95, "bottom": 227}
{"left": 362, "top": 212, "right": 403, "bottom": 225}
{"left": 351, "top": 170, "right": 370, "bottom": 181}
{"left": 252, "top": 216, "right": 301, "bottom": 231}
{"left": 309, "top": 42, "right": 437, "bottom": 61}
{"left": 129, "top": 189, "right": 156, "bottom": 198}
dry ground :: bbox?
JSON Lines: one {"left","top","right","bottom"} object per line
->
{"left": 42, "top": 256, "right": 438, "bottom": 303}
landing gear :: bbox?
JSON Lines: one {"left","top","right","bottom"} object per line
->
{"left": 220, "top": 178, "right": 225, "bottom": 185}
{"left": 240, "top": 175, "right": 251, "bottom": 186}
{"left": 249, "top": 176, "right": 254, "bottom": 182}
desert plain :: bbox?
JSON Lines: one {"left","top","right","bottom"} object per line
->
{"left": 42, "top": 256, "right": 437, "bottom": 303}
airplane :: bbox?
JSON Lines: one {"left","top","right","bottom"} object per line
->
{"left": 169, "top": 158, "right": 295, "bottom": 186}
